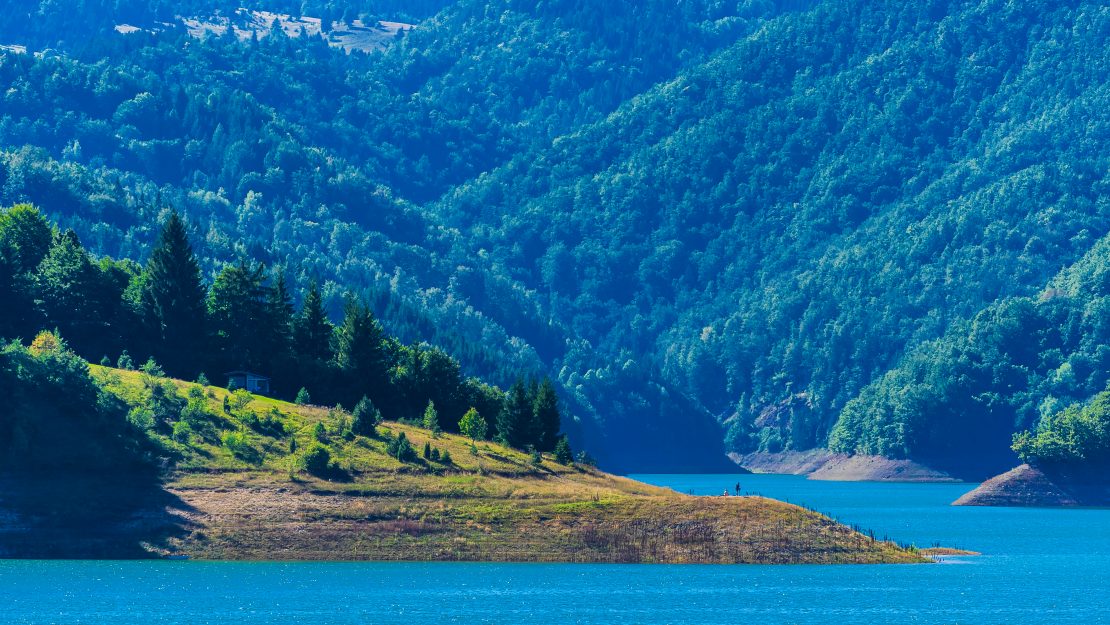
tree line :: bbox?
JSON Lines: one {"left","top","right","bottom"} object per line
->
{"left": 0, "top": 203, "right": 570, "bottom": 453}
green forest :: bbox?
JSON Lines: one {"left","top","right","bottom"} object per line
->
{"left": 0, "top": 205, "right": 570, "bottom": 460}
{"left": 1, "top": 0, "right": 1108, "bottom": 474}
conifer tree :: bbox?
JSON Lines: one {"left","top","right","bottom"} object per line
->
{"left": 496, "top": 379, "right": 532, "bottom": 449}
{"left": 334, "top": 297, "right": 390, "bottom": 404}
{"left": 554, "top": 436, "right": 574, "bottom": 465}
{"left": 265, "top": 265, "right": 294, "bottom": 362}
{"left": 423, "top": 400, "right": 441, "bottom": 434}
{"left": 532, "top": 377, "right": 562, "bottom": 451}
{"left": 141, "top": 211, "right": 206, "bottom": 375}
{"left": 351, "top": 395, "right": 382, "bottom": 436}
{"left": 293, "top": 280, "right": 333, "bottom": 362}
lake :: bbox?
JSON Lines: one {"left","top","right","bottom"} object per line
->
{"left": 2, "top": 474, "right": 1109, "bottom": 624}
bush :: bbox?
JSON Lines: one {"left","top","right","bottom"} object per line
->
{"left": 127, "top": 407, "right": 155, "bottom": 431}
{"left": 221, "top": 430, "right": 258, "bottom": 463}
{"left": 300, "top": 443, "right": 332, "bottom": 476}
{"left": 230, "top": 389, "right": 253, "bottom": 412}
{"left": 172, "top": 420, "right": 194, "bottom": 444}
{"left": 575, "top": 450, "right": 596, "bottom": 466}
{"left": 313, "top": 422, "right": 327, "bottom": 442}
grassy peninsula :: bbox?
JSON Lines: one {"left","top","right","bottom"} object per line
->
{"left": 0, "top": 345, "right": 922, "bottom": 563}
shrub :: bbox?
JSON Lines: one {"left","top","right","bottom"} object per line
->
{"left": 221, "top": 430, "right": 258, "bottom": 463}
{"left": 230, "top": 389, "right": 253, "bottom": 412}
{"left": 301, "top": 443, "right": 332, "bottom": 476}
{"left": 127, "top": 407, "right": 155, "bottom": 431}
{"left": 172, "top": 420, "right": 194, "bottom": 444}
{"left": 313, "top": 422, "right": 327, "bottom": 442}
{"left": 440, "top": 450, "right": 452, "bottom": 465}
{"left": 116, "top": 350, "right": 133, "bottom": 370}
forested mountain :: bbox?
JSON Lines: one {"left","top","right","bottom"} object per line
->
{"left": 2, "top": 0, "right": 1108, "bottom": 473}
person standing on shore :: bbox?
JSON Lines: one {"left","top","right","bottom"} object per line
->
{"left": 735, "top": 482, "right": 741, "bottom": 496}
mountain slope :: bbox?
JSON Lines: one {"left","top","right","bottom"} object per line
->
{"left": 3, "top": 0, "right": 1110, "bottom": 471}
{"left": 0, "top": 0, "right": 809, "bottom": 470}
{"left": 431, "top": 0, "right": 1110, "bottom": 472}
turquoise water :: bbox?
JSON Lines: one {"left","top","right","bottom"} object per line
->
{"left": 3, "top": 474, "right": 1110, "bottom": 624}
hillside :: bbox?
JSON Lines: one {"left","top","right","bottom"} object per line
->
{"left": 0, "top": 344, "right": 921, "bottom": 563}
{"left": 956, "top": 385, "right": 1110, "bottom": 506}
{"left": 0, "top": 0, "right": 1108, "bottom": 472}
{"left": 429, "top": 0, "right": 1110, "bottom": 474}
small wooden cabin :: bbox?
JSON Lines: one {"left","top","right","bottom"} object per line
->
{"left": 226, "top": 371, "right": 271, "bottom": 395}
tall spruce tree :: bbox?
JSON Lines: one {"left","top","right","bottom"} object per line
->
{"left": 497, "top": 379, "right": 532, "bottom": 449}
{"left": 334, "top": 297, "right": 391, "bottom": 405}
{"left": 292, "top": 281, "right": 333, "bottom": 362}
{"left": 533, "top": 377, "right": 562, "bottom": 451}
{"left": 142, "top": 211, "right": 206, "bottom": 375}
{"left": 267, "top": 266, "right": 294, "bottom": 357}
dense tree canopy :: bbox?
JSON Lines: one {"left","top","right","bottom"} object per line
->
{"left": 2, "top": 0, "right": 1110, "bottom": 472}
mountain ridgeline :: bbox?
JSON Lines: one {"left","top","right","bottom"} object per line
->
{"left": 0, "top": 0, "right": 1108, "bottom": 473}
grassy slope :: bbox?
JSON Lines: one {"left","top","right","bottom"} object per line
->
{"left": 83, "top": 366, "right": 923, "bottom": 564}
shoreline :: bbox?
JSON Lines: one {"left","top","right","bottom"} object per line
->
{"left": 732, "top": 450, "right": 962, "bottom": 483}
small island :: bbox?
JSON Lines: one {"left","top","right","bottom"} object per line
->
{"left": 955, "top": 389, "right": 1110, "bottom": 507}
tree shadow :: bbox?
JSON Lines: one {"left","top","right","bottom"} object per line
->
{"left": 0, "top": 471, "right": 196, "bottom": 559}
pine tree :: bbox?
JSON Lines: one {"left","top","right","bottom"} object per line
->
{"left": 265, "top": 265, "right": 294, "bottom": 363}
{"left": 422, "top": 440, "right": 432, "bottom": 460}
{"left": 422, "top": 400, "right": 441, "bottom": 434}
{"left": 351, "top": 395, "right": 381, "bottom": 436}
{"left": 334, "top": 297, "right": 390, "bottom": 405}
{"left": 496, "top": 380, "right": 532, "bottom": 449}
{"left": 532, "top": 377, "right": 562, "bottom": 451}
{"left": 142, "top": 211, "right": 206, "bottom": 375}
{"left": 295, "top": 387, "right": 311, "bottom": 405}
{"left": 554, "top": 436, "right": 574, "bottom": 465}
{"left": 293, "top": 280, "right": 333, "bottom": 362}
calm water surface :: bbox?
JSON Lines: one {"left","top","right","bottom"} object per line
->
{"left": 3, "top": 474, "right": 1109, "bottom": 624}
